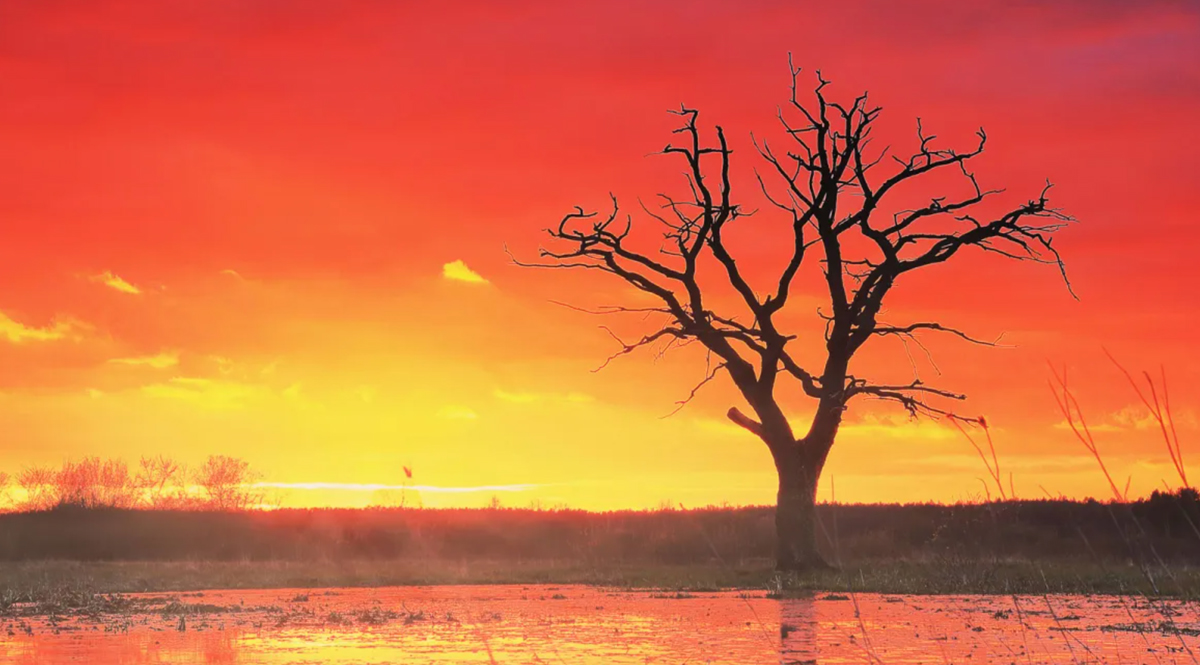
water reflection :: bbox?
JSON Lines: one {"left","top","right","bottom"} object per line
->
{"left": 779, "top": 596, "right": 818, "bottom": 664}
{"left": 1, "top": 586, "right": 1197, "bottom": 664}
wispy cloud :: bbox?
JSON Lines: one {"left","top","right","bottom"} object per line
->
{"left": 109, "top": 352, "right": 180, "bottom": 369}
{"left": 141, "top": 377, "right": 267, "bottom": 409}
{"left": 0, "top": 312, "right": 82, "bottom": 344}
{"left": 437, "top": 404, "right": 479, "bottom": 420}
{"left": 442, "top": 259, "right": 488, "bottom": 284}
{"left": 841, "top": 414, "right": 957, "bottom": 441}
{"left": 90, "top": 271, "right": 141, "bottom": 294}
{"left": 494, "top": 389, "right": 593, "bottom": 404}
{"left": 693, "top": 413, "right": 956, "bottom": 441}
{"left": 1052, "top": 404, "right": 1199, "bottom": 433}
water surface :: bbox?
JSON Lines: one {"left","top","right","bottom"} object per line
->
{"left": 2, "top": 585, "right": 1197, "bottom": 663}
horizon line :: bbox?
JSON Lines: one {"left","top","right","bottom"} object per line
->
{"left": 252, "top": 481, "right": 540, "bottom": 493}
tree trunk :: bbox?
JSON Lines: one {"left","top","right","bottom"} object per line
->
{"left": 772, "top": 399, "right": 840, "bottom": 572}
{"left": 773, "top": 443, "right": 832, "bottom": 571}
{"left": 727, "top": 401, "right": 841, "bottom": 572}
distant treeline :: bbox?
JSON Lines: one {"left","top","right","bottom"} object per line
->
{"left": 0, "top": 490, "right": 1197, "bottom": 565}
{"left": 0, "top": 455, "right": 263, "bottom": 512}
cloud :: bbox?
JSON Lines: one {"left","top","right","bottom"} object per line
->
{"left": 437, "top": 404, "right": 479, "bottom": 420}
{"left": 141, "top": 377, "right": 267, "bottom": 409}
{"left": 841, "top": 414, "right": 958, "bottom": 441}
{"left": 0, "top": 312, "right": 82, "bottom": 344}
{"left": 692, "top": 413, "right": 956, "bottom": 441}
{"left": 90, "top": 271, "right": 141, "bottom": 294}
{"left": 493, "top": 389, "right": 593, "bottom": 404}
{"left": 109, "top": 352, "right": 180, "bottom": 369}
{"left": 442, "top": 259, "right": 488, "bottom": 284}
{"left": 208, "top": 355, "right": 236, "bottom": 374}
{"left": 1051, "top": 404, "right": 1198, "bottom": 433}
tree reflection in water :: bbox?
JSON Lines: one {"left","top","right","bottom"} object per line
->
{"left": 779, "top": 596, "right": 818, "bottom": 665}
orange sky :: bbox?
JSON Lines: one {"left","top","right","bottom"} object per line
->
{"left": 1, "top": 1, "right": 1198, "bottom": 509}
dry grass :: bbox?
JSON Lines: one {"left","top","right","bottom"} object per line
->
{"left": 2, "top": 557, "right": 1199, "bottom": 601}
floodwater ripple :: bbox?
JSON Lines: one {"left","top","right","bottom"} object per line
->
{"left": 2, "top": 585, "right": 1198, "bottom": 663}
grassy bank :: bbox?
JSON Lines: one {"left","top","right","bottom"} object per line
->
{"left": 3, "top": 558, "right": 1199, "bottom": 599}
{"left": 3, "top": 492, "right": 1199, "bottom": 565}
{"left": 2, "top": 494, "right": 1198, "bottom": 602}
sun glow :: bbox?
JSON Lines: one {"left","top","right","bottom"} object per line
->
{"left": 0, "top": 1, "right": 1196, "bottom": 511}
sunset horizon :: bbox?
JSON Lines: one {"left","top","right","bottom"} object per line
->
{"left": 2, "top": 1, "right": 1196, "bottom": 514}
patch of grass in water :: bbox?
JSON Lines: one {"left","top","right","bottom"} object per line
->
{"left": 768, "top": 559, "right": 1200, "bottom": 597}
{"left": 2, "top": 557, "right": 1198, "bottom": 605}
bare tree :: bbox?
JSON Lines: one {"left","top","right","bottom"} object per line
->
{"left": 136, "top": 455, "right": 186, "bottom": 509}
{"left": 194, "top": 455, "right": 262, "bottom": 511}
{"left": 46, "top": 457, "right": 137, "bottom": 509}
{"left": 16, "top": 466, "right": 55, "bottom": 510}
{"left": 518, "top": 63, "right": 1073, "bottom": 570}
{"left": 95, "top": 458, "right": 138, "bottom": 508}
{"left": 0, "top": 471, "right": 10, "bottom": 511}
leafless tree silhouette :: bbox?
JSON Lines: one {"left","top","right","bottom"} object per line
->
{"left": 194, "top": 455, "right": 262, "bottom": 511}
{"left": 518, "top": 62, "right": 1074, "bottom": 570}
{"left": 137, "top": 455, "right": 186, "bottom": 509}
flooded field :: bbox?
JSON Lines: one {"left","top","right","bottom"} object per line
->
{"left": 1, "top": 585, "right": 1198, "bottom": 664}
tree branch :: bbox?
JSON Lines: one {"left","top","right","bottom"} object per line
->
{"left": 520, "top": 60, "right": 1075, "bottom": 451}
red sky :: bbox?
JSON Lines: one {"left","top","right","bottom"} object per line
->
{"left": 1, "top": 1, "right": 1198, "bottom": 509}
